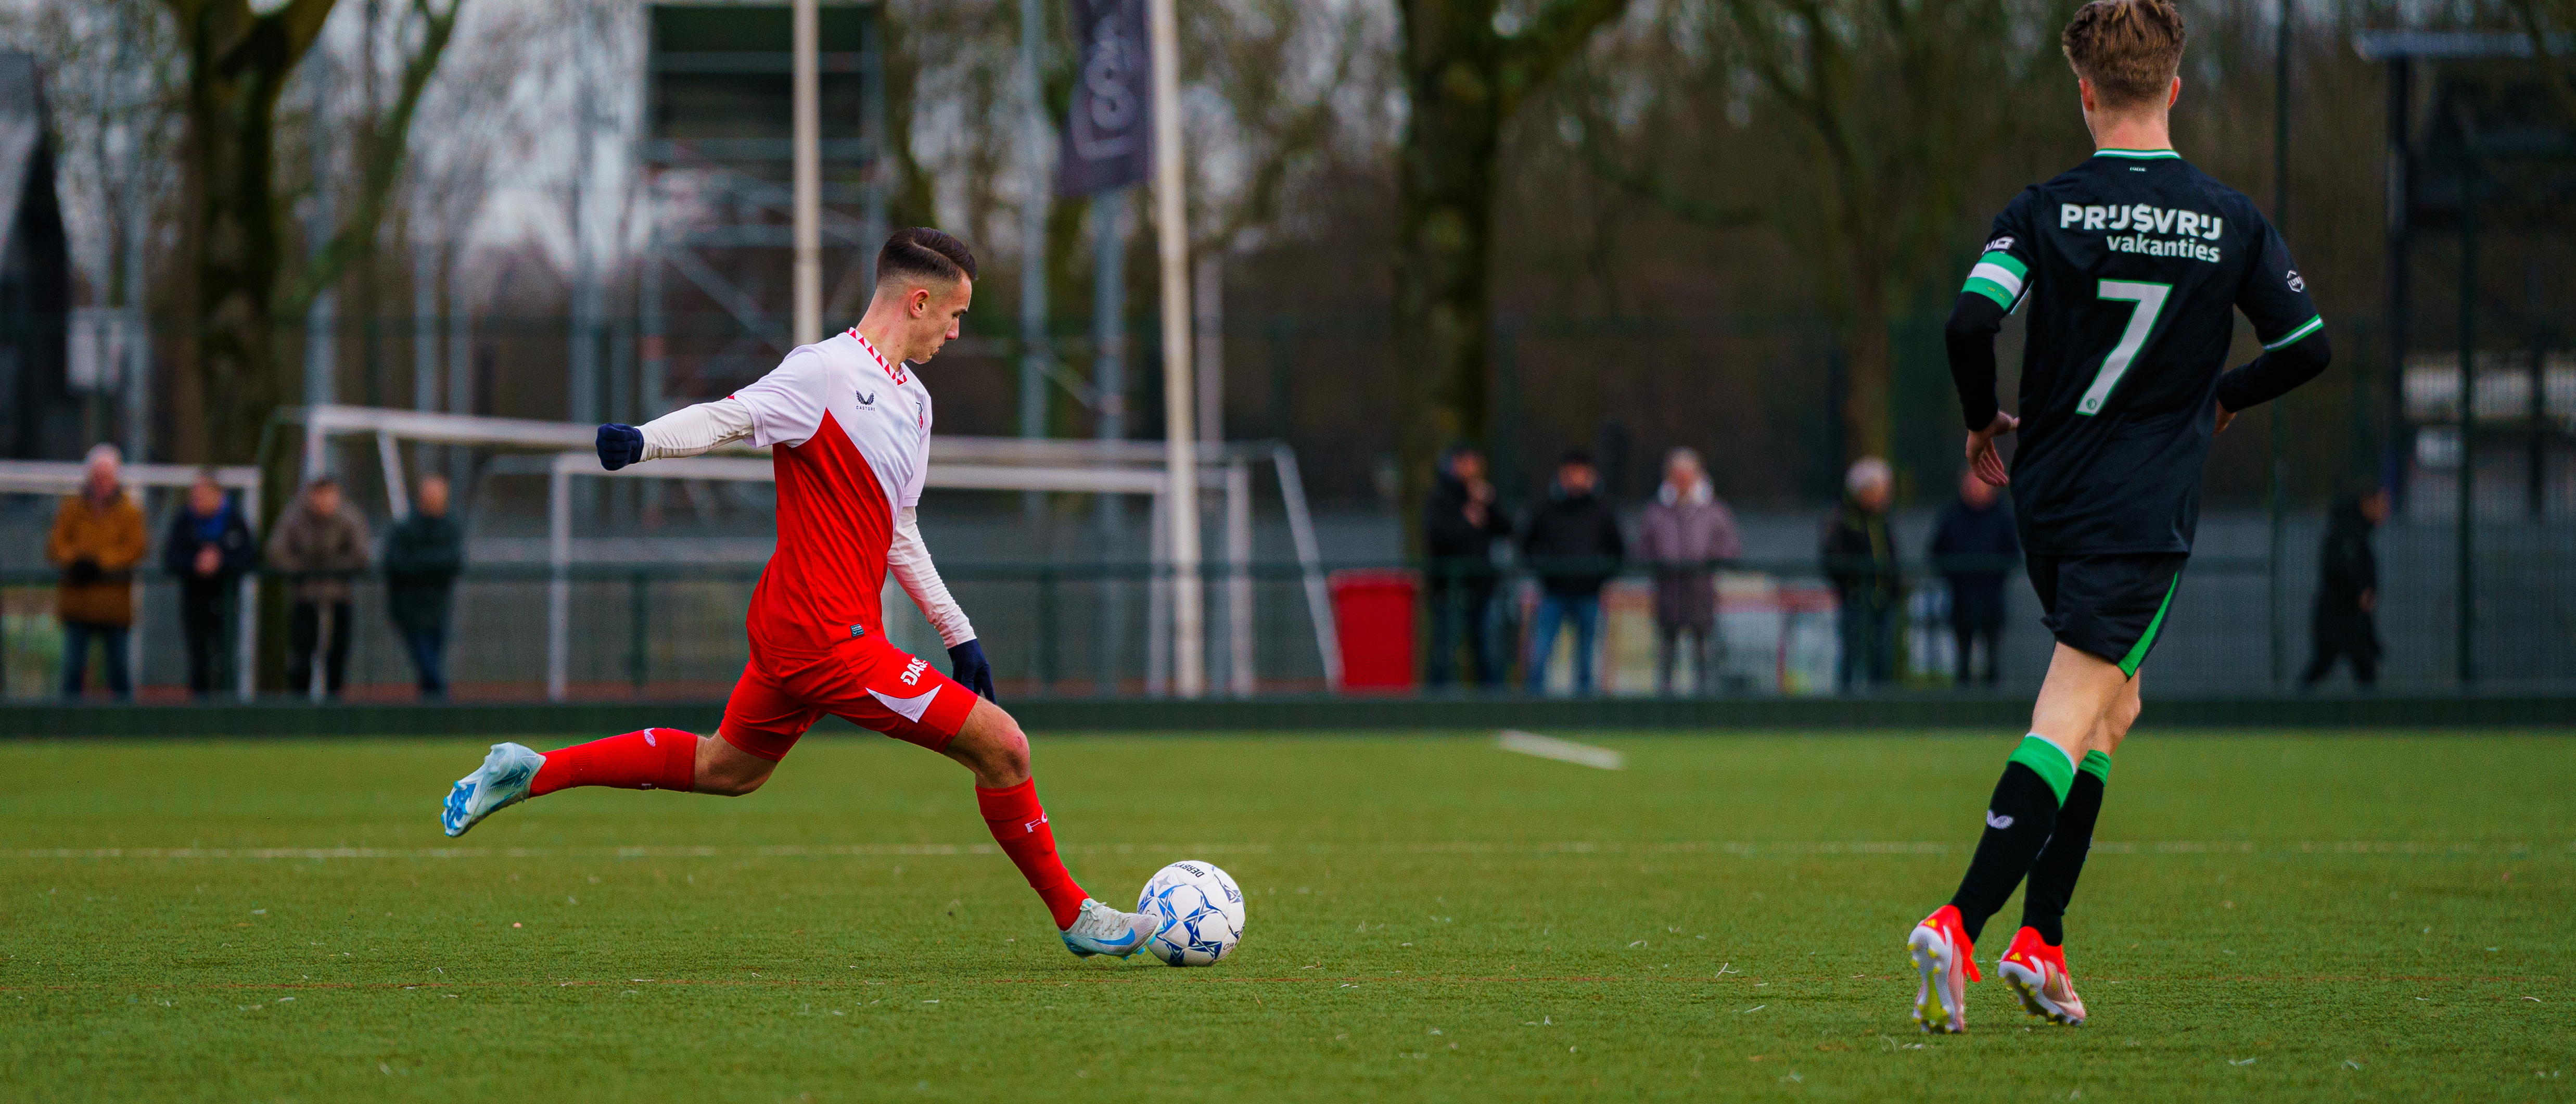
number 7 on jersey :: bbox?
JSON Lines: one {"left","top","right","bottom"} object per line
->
{"left": 2080, "top": 280, "right": 2172, "bottom": 416}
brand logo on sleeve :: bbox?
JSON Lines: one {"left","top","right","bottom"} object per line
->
{"left": 1984, "top": 236, "right": 2014, "bottom": 253}
{"left": 2286, "top": 269, "right": 2305, "bottom": 293}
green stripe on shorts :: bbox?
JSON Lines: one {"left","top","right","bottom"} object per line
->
{"left": 2116, "top": 574, "right": 2180, "bottom": 678}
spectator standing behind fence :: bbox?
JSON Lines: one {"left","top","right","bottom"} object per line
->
{"left": 266, "top": 477, "right": 371, "bottom": 699}
{"left": 160, "top": 471, "right": 257, "bottom": 698}
{"left": 1823, "top": 456, "right": 1900, "bottom": 691}
{"left": 46, "top": 445, "right": 147, "bottom": 700}
{"left": 1423, "top": 445, "right": 1509, "bottom": 689}
{"left": 1521, "top": 450, "right": 1625, "bottom": 695}
{"left": 1929, "top": 467, "right": 2020, "bottom": 687}
{"left": 2301, "top": 488, "right": 2387, "bottom": 689}
{"left": 384, "top": 474, "right": 465, "bottom": 699}
{"left": 1637, "top": 447, "right": 1740, "bottom": 695}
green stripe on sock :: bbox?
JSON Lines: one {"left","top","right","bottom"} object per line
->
{"left": 2080, "top": 750, "right": 2112, "bottom": 782}
{"left": 2117, "top": 573, "right": 2181, "bottom": 677}
{"left": 2008, "top": 734, "right": 2076, "bottom": 805}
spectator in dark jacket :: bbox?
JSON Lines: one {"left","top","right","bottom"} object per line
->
{"left": 2301, "top": 488, "right": 2386, "bottom": 688}
{"left": 384, "top": 474, "right": 466, "bottom": 698}
{"left": 1823, "top": 457, "right": 1900, "bottom": 691}
{"left": 1423, "top": 445, "right": 1509, "bottom": 688}
{"left": 1929, "top": 468, "right": 2020, "bottom": 687}
{"left": 160, "top": 471, "right": 259, "bottom": 698}
{"left": 1521, "top": 450, "right": 1625, "bottom": 695}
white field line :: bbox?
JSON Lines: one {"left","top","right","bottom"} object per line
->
{"left": 5, "top": 840, "right": 2562, "bottom": 861}
{"left": 1498, "top": 729, "right": 1625, "bottom": 770}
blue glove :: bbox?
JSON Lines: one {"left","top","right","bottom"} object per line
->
{"left": 948, "top": 639, "right": 997, "bottom": 702}
{"left": 597, "top": 423, "right": 645, "bottom": 471}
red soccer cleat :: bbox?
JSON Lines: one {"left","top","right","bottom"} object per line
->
{"left": 1907, "top": 905, "right": 1981, "bottom": 1034}
{"left": 1996, "top": 927, "right": 2088, "bottom": 1026}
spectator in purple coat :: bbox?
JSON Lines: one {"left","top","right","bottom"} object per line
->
{"left": 1637, "top": 448, "right": 1741, "bottom": 695}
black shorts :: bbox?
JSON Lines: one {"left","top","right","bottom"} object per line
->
{"left": 2026, "top": 553, "right": 2186, "bottom": 677}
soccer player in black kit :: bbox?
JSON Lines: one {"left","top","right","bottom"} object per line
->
{"left": 1906, "top": 0, "right": 2331, "bottom": 1034}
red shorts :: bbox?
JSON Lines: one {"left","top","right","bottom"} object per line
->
{"left": 718, "top": 635, "right": 979, "bottom": 762}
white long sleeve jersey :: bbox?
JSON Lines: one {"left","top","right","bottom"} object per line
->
{"left": 633, "top": 331, "right": 976, "bottom": 654}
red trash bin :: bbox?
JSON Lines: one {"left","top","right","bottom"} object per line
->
{"left": 1330, "top": 568, "right": 1419, "bottom": 692}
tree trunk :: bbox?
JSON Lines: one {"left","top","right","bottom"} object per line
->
{"left": 1393, "top": 4, "right": 1504, "bottom": 539}
{"left": 1392, "top": 0, "right": 1630, "bottom": 546}
{"left": 175, "top": 0, "right": 329, "bottom": 463}
{"left": 1842, "top": 248, "right": 1894, "bottom": 463}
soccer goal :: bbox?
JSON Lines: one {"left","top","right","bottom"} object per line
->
{"left": 271, "top": 405, "right": 1338, "bottom": 701}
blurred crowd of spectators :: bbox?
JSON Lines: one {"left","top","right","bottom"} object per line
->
{"left": 27, "top": 439, "right": 2390, "bottom": 702}
{"left": 42, "top": 446, "right": 465, "bottom": 702}
{"left": 1421, "top": 445, "right": 2388, "bottom": 697}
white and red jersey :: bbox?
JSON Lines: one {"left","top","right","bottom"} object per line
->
{"left": 729, "top": 329, "right": 934, "bottom": 666}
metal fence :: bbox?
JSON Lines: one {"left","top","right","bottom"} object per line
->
{"left": 7, "top": 521, "right": 2570, "bottom": 702}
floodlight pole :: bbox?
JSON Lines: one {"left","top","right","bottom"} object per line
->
{"left": 1018, "top": 0, "right": 1050, "bottom": 519}
{"left": 792, "top": 0, "right": 823, "bottom": 347}
{"left": 2456, "top": 158, "right": 2477, "bottom": 687}
{"left": 2267, "top": 1, "right": 2290, "bottom": 687}
{"left": 1147, "top": 0, "right": 1204, "bottom": 697}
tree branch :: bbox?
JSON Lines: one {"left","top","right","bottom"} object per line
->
{"left": 1497, "top": 0, "right": 1635, "bottom": 117}
{"left": 1567, "top": 107, "right": 1767, "bottom": 231}
{"left": 276, "top": 0, "right": 462, "bottom": 320}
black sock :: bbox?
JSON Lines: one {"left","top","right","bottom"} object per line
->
{"left": 1947, "top": 755, "right": 2065, "bottom": 945}
{"left": 2020, "top": 752, "right": 2110, "bottom": 946}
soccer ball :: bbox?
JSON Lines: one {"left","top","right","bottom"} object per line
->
{"left": 1137, "top": 860, "right": 1246, "bottom": 967}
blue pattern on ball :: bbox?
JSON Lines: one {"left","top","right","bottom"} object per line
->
{"left": 1138, "top": 865, "right": 1244, "bottom": 966}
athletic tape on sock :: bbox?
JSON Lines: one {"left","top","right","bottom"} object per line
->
{"left": 2080, "top": 749, "right": 2112, "bottom": 783}
{"left": 2008, "top": 734, "right": 2077, "bottom": 805}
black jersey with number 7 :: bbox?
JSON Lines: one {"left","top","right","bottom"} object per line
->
{"left": 1961, "top": 148, "right": 2322, "bottom": 556}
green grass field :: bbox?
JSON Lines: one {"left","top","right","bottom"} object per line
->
{"left": 3, "top": 731, "right": 2570, "bottom": 1101}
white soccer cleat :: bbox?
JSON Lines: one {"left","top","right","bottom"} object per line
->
{"left": 1908, "top": 904, "right": 1981, "bottom": 1034}
{"left": 1059, "top": 898, "right": 1156, "bottom": 959}
{"left": 440, "top": 742, "right": 544, "bottom": 838}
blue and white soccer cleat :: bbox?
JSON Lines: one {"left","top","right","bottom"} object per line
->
{"left": 1059, "top": 898, "right": 1156, "bottom": 958}
{"left": 440, "top": 742, "right": 544, "bottom": 838}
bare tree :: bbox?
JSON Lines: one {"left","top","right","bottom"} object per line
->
{"left": 1392, "top": 0, "right": 1634, "bottom": 531}
{"left": 1564, "top": 0, "right": 2059, "bottom": 462}
{"left": 15, "top": 0, "right": 186, "bottom": 313}
{"left": 163, "top": 0, "right": 463, "bottom": 463}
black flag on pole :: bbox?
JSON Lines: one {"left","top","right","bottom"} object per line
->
{"left": 1057, "top": 0, "right": 1152, "bottom": 196}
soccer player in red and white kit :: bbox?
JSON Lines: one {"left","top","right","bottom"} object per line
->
{"left": 438, "top": 229, "right": 1159, "bottom": 958}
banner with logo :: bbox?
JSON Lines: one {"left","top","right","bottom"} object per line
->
{"left": 1057, "top": 0, "right": 1152, "bottom": 196}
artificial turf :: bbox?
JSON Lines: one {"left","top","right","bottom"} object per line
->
{"left": 2, "top": 731, "right": 2569, "bottom": 1102}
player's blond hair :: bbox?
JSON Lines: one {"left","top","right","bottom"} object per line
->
{"left": 2061, "top": 0, "right": 2187, "bottom": 111}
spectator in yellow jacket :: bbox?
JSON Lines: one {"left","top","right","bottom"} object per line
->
{"left": 47, "top": 445, "right": 148, "bottom": 700}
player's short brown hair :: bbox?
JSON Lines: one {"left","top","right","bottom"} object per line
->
{"left": 2061, "top": 0, "right": 2186, "bottom": 111}
{"left": 876, "top": 227, "right": 977, "bottom": 287}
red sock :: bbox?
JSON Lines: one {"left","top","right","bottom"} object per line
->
{"left": 976, "top": 779, "right": 1089, "bottom": 929}
{"left": 529, "top": 728, "right": 698, "bottom": 796}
